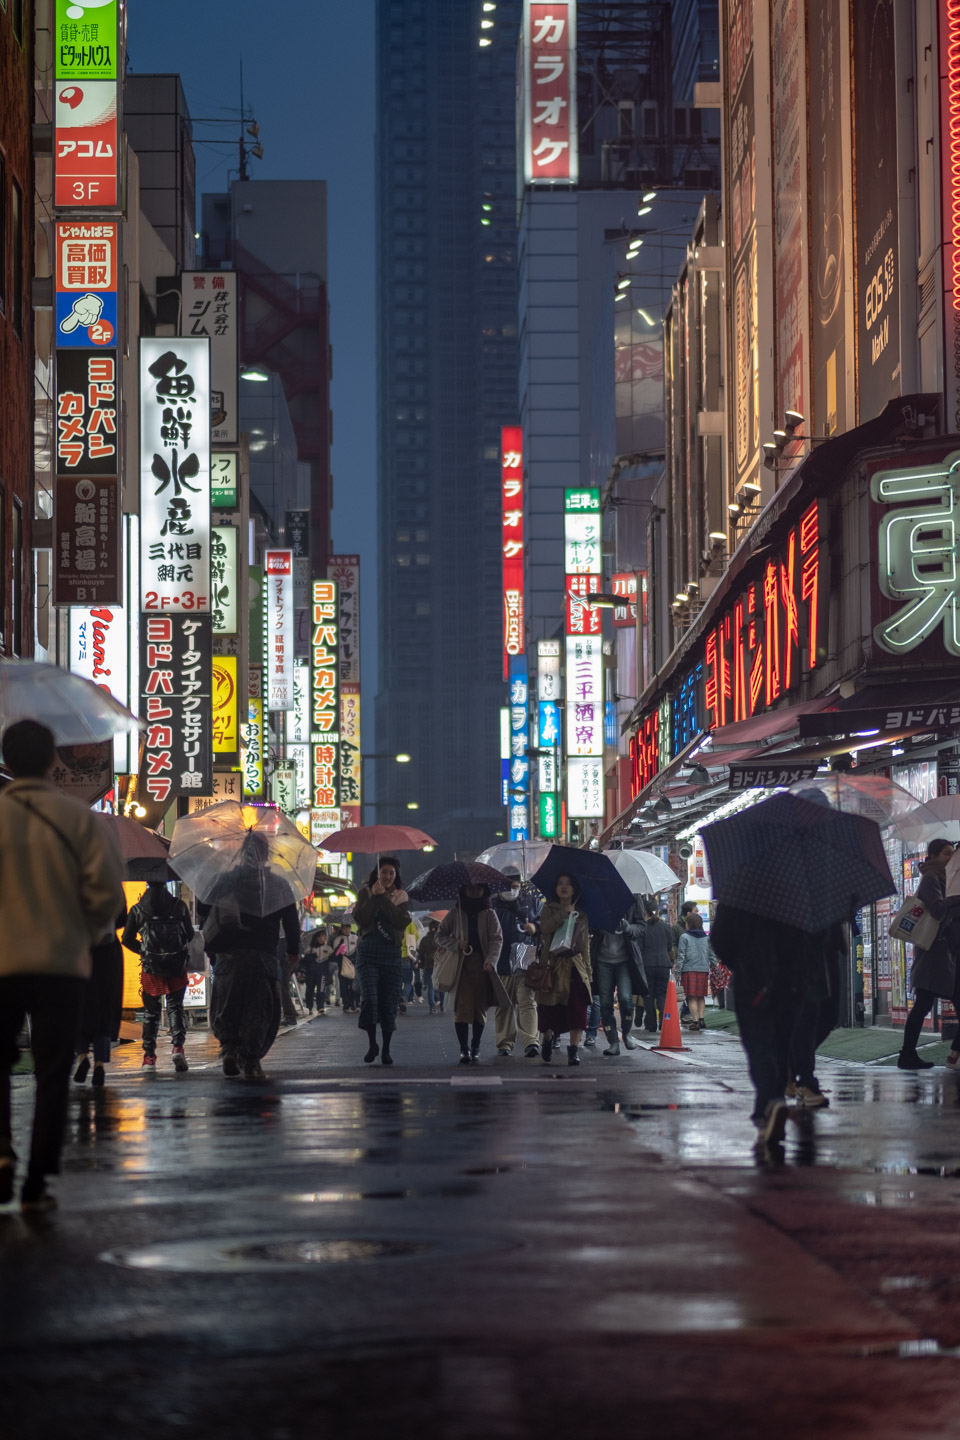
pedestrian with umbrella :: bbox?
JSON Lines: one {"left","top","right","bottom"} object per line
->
{"left": 530, "top": 873, "right": 593, "bottom": 1066}
{"left": 435, "top": 885, "right": 507, "bottom": 1064}
{"left": 352, "top": 857, "right": 412, "bottom": 1065}
{"left": 703, "top": 792, "right": 896, "bottom": 1148}
{"left": 897, "top": 838, "right": 960, "bottom": 1071}
{"left": 169, "top": 803, "right": 313, "bottom": 1080}
{"left": 122, "top": 879, "right": 195, "bottom": 1073}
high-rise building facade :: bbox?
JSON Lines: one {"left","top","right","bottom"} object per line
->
{"left": 375, "top": 0, "right": 521, "bottom": 859}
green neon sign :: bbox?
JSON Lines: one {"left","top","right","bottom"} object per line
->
{"left": 55, "top": 0, "right": 119, "bottom": 81}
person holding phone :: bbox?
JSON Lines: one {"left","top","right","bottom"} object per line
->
{"left": 352, "top": 858, "right": 411, "bottom": 1066}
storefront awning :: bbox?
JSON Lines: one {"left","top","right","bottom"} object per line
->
{"left": 796, "top": 683, "right": 960, "bottom": 739}
{"left": 705, "top": 697, "right": 838, "bottom": 751}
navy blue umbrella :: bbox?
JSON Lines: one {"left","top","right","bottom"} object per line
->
{"left": 701, "top": 791, "right": 896, "bottom": 933}
{"left": 407, "top": 860, "right": 510, "bottom": 906}
{"left": 529, "top": 846, "right": 635, "bottom": 931}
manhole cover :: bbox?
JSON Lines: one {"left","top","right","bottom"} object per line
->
{"left": 102, "top": 1229, "right": 515, "bottom": 1272}
{"left": 233, "top": 1238, "right": 430, "bottom": 1264}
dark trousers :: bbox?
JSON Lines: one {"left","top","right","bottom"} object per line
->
{"left": 357, "top": 957, "right": 403, "bottom": 1036}
{"left": 596, "top": 959, "right": 634, "bottom": 1031}
{"left": 734, "top": 978, "right": 795, "bottom": 1118}
{"left": 0, "top": 975, "right": 85, "bottom": 1179}
{"left": 787, "top": 996, "right": 820, "bottom": 1086}
{"left": 904, "top": 976, "right": 960, "bottom": 1054}
{"left": 305, "top": 975, "right": 325, "bottom": 1011}
{"left": 340, "top": 976, "right": 356, "bottom": 1009}
{"left": 142, "top": 986, "right": 187, "bottom": 1053}
{"left": 280, "top": 958, "right": 298, "bottom": 1022}
{"left": 643, "top": 967, "right": 671, "bottom": 1031}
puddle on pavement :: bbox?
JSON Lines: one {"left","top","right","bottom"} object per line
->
{"left": 102, "top": 1228, "right": 516, "bottom": 1272}
{"left": 872, "top": 1164, "right": 960, "bottom": 1179}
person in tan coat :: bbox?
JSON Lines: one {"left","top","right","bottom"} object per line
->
{"left": 437, "top": 885, "right": 507, "bottom": 1064}
{"left": 536, "top": 874, "right": 593, "bottom": 1067}
{"left": 0, "top": 720, "right": 124, "bottom": 1211}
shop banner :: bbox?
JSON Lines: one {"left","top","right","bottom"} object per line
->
{"left": 808, "top": 0, "right": 848, "bottom": 438}
{"left": 567, "top": 757, "right": 603, "bottom": 819}
{"left": 55, "top": 220, "right": 117, "bottom": 347}
{"left": 311, "top": 580, "right": 339, "bottom": 808}
{"left": 329, "top": 554, "right": 361, "bottom": 685}
{"left": 55, "top": 77, "right": 120, "bottom": 209}
{"left": 340, "top": 683, "right": 362, "bottom": 823}
{"left": 523, "top": 0, "right": 578, "bottom": 184}
{"left": 501, "top": 428, "right": 525, "bottom": 679}
{"left": 139, "top": 337, "right": 211, "bottom": 614}
{"left": 212, "top": 655, "right": 239, "bottom": 762}
{"left": 139, "top": 615, "right": 213, "bottom": 805}
{"left": 244, "top": 695, "right": 264, "bottom": 800}
{"left": 56, "top": 348, "right": 118, "bottom": 473}
{"left": 266, "top": 549, "right": 294, "bottom": 710}
{"left": 55, "top": 0, "right": 119, "bottom": 80}
{"left": 181, "top": 272, "right": 238, "bottom": 444}
{"left": 770, "top": 0, "right": 809, "bottom": 457}
{"left": 211, "top": 524, "right": 238, "bottom": 634}
{"left": 611, "top": 572, "right": 638, "bottom": 627}
{"left": 728, "top": 761, "right": 822, "bottom": 790}
{"left": 211, "top": 452, "right": 238, "bottom": 510}
{"left": 54, "top": 474, "right": 120, "bottom": 606}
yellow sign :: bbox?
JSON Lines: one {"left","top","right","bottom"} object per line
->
{"left": 120, "top": 880, "right": 147, "bottom": 1008}
{"left": 212, "top": 655, "right": 239, "bottom": 754}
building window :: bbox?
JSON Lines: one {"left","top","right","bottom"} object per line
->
{"left": 11, "top": 180, "right": 22, "bottom": 336}
{"left": 11, "top": 499, "right": 21, "bottom": 656}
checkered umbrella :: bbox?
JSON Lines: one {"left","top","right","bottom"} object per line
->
{"left": 701, "top": 791, "right": 896, "bottom": 933}
{"left": 407, "top": 860, "right": 510, "bottom": 906}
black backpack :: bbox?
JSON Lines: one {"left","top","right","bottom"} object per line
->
{"left": 136, "top": 900, "right": 191, "bottom": 976}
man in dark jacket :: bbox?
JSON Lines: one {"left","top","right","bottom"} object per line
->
{"left": 492, "top": 867, "right": 540, "bottom": 1057}
{"left": 641, "top": 905, "right": 673, "bottom": 1032}
{"left": 123, "top": 880, "right": 194, "bottom": 1074}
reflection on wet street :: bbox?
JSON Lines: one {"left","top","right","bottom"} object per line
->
{"left": 6, "top": 1015, "right": 960, "bottom": 1437}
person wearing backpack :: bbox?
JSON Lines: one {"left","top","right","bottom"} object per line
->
{"left": 123, "top": 880, "right": 194, "bottom": 1073}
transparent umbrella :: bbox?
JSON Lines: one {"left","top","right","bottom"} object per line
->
{"left": 169, "top": 801, "right": 318, "bottom": 916}
{"left": 0, "top": 660, "right": 140, "bottom": 745}
{"left": 602, "top": 848, "right": 681, "bottom": 893}
{"left": 787, "top": 773, "right": 941, "bottom": 840}
{"left": 897, "top": 796, "right": 960, "bottom": 849}
{"left": 475, "top": 840, "right": 552, "bottom": 880}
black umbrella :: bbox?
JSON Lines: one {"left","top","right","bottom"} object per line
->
{"left": 529, "top": 845, "right": 634, "bottom": 931}
{"left": 407, "top": 860, "right": 510, "bottom": 906}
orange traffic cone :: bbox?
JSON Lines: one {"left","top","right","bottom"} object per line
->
{"left": 658, "top": 978, "right": 686, "bottom": 1051}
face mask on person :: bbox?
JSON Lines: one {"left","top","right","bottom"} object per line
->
{"left": 502, "top": 887, "right": 520, "bottom": 902}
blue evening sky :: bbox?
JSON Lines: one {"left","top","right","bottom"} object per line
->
{"left": 127, "top": 0, "right": 377, "bottom": 692}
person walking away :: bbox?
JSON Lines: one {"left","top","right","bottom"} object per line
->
{"left": 898, "top": 838, "right": 960, "bottom": 1070}
{"left": 784, "top": 922, "right": 845, "bottom": 1107}
{"left": 353, "top": 858, "right": 411, "bottom": 1065}
{"left": 590, "top": 900, "right": 646, "bottom": 1055}
{"left": 710, "top": 904, "right": 848, "bottom": 1148}
{"left": 277, "top": 928, "right": 300, "bottom": 1027}
{"left": 670, "top": 901, "right": 700, "bottom": 963}
{"left": 641, "top": 905, "right": 673, "bottom": 1032}
{"left": 418, "top": 920, "right": 443, "bottom": 1014}
{"left": 436, "top": 885, "right": 506, "bottom": 1063}
{"left": 123, "top": 879, "right": 194, "bottom": 1072}
{"left": 332, "top": 922, "right": 358, "bottom": 1013}
{"left": 677, "top": 909, "right": 712, "bottom": 1029}
{"left": 492, "top": 867, "right": 540, "bottom": 1057}
{"left": 535, "top": 875, "right": 593, "bottom": 1067}
{"left": 74, "top": 903, "right": 126, "bottom": 1088}
{"left": 198, "top": 864, "right": 300, "bottom": 1081}
{"left": 400, "top": 921, "right": 419, "bottom": 1013}
{"left": 0, "top": 720, "right": 123, "bottom": 1211}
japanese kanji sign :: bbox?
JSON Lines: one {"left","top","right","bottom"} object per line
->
{"left": 139, "top": 337, "right": 211, "bottom": 615}
{"left": 180, "top": 272, "right": 238, "bottom": 444}
{"left": 501, "top": 427, "right": 525, "bottom": 679}
{"left": 266, "top": 550, "right": 294, "bottom": 710}
{"left": 523, "top": 1, "right": 578, "bottom": 184}
{"left": 212, "top": 655, "right": 239, "bottom": 760}
{"left": 340, "top": 683, "right": 362, "bottom": 829}
{"left": 285, "top": 658, "right": 312, "bottom": 811}
{"left": 55, "top": 0, "right": 119, "bottom": 80}
{"left": 56, "top": 221, "right": 117, "bottom": 347}
{"left": 872, "top": 452, "right": 960, "bottom": 657}
{"left": 311, "top": 580, "right": 340, "bottom": 809}
{"left": 612, "top": 572, "right": 638, "bottom": 628}
{"left": 537, "top": 639, "right": 562, "bottom": 701}
{"left": 244, "top": 696, "right": 264, "bottom": 800}
{"left": 567, "top": 757, "right": 603, "bottom": 818}
{"left": 54, "top": 475, "right": 120, "bottom": 607}
{"left": 56, "top": 349, "right": 118, "bottom": 473}
{"left": 564, "top": 635, "right": 603, "bottom": 757}
{"left": 55, "top": 79, "right": 120, "bottom": 209}
{"left": 139, "top": 615, "right": 213, "bottom": 805}
{"left": 211, "top": 524, "right": 238, "bottom": 635}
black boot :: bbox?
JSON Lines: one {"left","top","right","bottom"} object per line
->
{"left": 567, "top": 1044, "right": 580, "bottom": 1067}
{"left": 897, "top": 1048, "right": 934, "bottom": 1070}
{"left": 363, "top": 1027, "right": 380, "bottom": 1064}
{"left": 381, "top": 1027, "right": 393, "bottom": 1066}
{"left": 541, "top": 1030, "right": 554, "bottom": 1063}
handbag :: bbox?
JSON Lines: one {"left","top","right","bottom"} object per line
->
{"left": 889, "top": 894, "right": 942, "bottom": 950}
{"left": 341, "top": 956, "right": 356, "bottom": 981}
{"left": 432, "top": 942, "right": 462, "bottom": 993}
{"left": 523, "top": 957, "right": 555, "bottom": 993}
{"left": 550, "top": 911, "right": 578, "bottom": 955}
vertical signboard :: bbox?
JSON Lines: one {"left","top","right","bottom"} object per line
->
{"left": 853, "top": 0, "right": 900, "bottom": 423}
{"left": 70, "top": 599, "right": 129, "bottom": 772}
{"left": 211, "top": 453, "right": 238, "bottom": 510}
{"left": 285, "top": 657, "right": 312, "bottom": 811}
{"left": 724, "top": 0, "right": 760, "bottom": 494}
{"left": 180, "top": 272, "right": 238, "bottom": 445}
{"left": 770, "top": 0, "right": 809, "bottom": 448}
{"left": 500, "top": 428, "right": 525, "bottom": 680}
{"left": 329, "top": 555, "right": 361, "bottom": 684}
{"left": 340, "top": 684, "right": 362, "bottom": 829}
{"left": 55, "top": 220, "right": 118, "bottom": 347}
{"left": 54, "top": 0, "right": 121, "bottom": 213}
{"left": 311, "top": 580, "right": 340, "bottom": 809}
{"left": 54, "top": 475, "right": 120, "bottom": 607}
{"left": 139, "top": 337, "right": 211, "bottom": 614}
{"left": 265, "top": 549, "right": 294, "bottom": 710}
{"left": 808, "top": 0, "right": 847, "bottom": 438}
{"left": 941, "top": 1, "right": 960, "bottom": 431}
{"left": 523, "top": 0, "right": 578, "bottom": 185}
{"left": 567, "top": 758, "right": 604, "bottom": 818}
{"left": 244, "top": 696, "right": 264, "bottom": 800}
{"left": 210, "top": 524, "right": 238, "bottom": 634}
{"left": 212, "top": 655, "right": 239, "bottom": 762}
{"left": 139, "top": 616, "right": 213, "bottom": 805}
{"left": 508, "top": 658, "right": 530, "bottom": 840}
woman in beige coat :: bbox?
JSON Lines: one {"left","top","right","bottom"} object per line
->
{"left": 437, "top": 885, "right": 507, "bottom": 1064}
{"left": 536, "top": 874, "right": 593, "bottom": 1067}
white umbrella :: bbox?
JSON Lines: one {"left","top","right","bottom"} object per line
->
{"left": 0, "top": 660, "right": 140, "bottom": 745}
{"left": 475, "top": 839, "right": 552, "bottom": 880}
{"left": 898, "top": 796, "right": 960, "bottom": 848}
{"left": 602, "top": 847, "right": 681, "bottom": 893}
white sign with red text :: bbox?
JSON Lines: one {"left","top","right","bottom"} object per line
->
{"left": 266, "top": 550, "right": 294, "bottom": 711}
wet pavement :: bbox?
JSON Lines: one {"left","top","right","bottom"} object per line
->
{"left": 6, "top": 1003, "right": 960, "bottom": 1437}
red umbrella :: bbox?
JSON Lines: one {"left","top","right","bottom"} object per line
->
{"left": 318, "top": 824, "right": 437, "bottom": 854}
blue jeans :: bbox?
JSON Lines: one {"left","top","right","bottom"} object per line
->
{"left": 596, "top": 960, "right": 634, "bottom": 1031}
{"left": 425, "top": 972, "right": 444, "bottom": 1009}
{"left": 585, "top": 997, "right": 601, "bottom": 1041}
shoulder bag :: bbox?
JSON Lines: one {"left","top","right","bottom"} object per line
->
{"left": 889, "top": 894, "right": 942, "bottom": 951}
